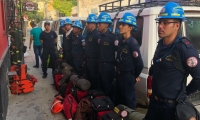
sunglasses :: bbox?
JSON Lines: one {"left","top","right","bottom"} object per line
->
{"left": 156, "top": 21, "right": 178, "bottom": 26}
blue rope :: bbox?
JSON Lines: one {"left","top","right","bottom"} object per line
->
{"left": 156, "top": 37, "right": 182, "bottom": 63}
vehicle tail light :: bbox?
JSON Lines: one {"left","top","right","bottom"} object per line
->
{"left": 147, "top": 75, "right": 153, "bottom": 98}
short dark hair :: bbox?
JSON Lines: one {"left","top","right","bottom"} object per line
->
{"left": 44, "top": 21, "right": 50, "bottom": 26}
{"left": 30, "top": 21, "right": 36, "bottom": 26}
{"left": 173, "top": 19, "right": 182, "bottom": 23}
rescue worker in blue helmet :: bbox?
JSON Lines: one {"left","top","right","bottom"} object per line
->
{"left": 145, "top": 2, "right": 200, "bottom": 120}
{"left": 62, "top": 18, "right": 74, "bottom": 67}
{"left": 85, "top": 14, "right": 100, "bottom": 89}
{"left": 97, "top": 12, "right": 118, "bottom": 101}
{"left": 60, "top": 20, "right": 65, "bottom": 34}
{"left": 71, "top": 20, "right": 85, "bottom": 77}
{"left": 115, "top": 12, "right": 144, "bottom": 110}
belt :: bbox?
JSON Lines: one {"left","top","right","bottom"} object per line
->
{"left": 153, "top": 95, "right": 175, "bottom": 104}
{"left": 87, "top": 58, "right": 97, "bottom": 61}
{"left": 117, "top": 71, "right": 135, "bottom": 75}
{"left": 99, "top": 62, "right": 112, "bottom": 65}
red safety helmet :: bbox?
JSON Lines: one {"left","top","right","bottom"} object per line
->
{"left": 51, "top": 96, "right": 64, "bottom": 114}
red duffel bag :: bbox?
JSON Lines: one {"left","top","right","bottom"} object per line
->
{"left": 63, "top": 94, "right": 78, "bottom": 119}
{"left": 71, "top": 86, "right": 88, "bottom": 102}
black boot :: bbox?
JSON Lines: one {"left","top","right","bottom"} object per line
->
{"left": 42, "top": 73, "right": 48, "bottom": 78}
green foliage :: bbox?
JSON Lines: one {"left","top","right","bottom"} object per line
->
{"left": 24, "top": 11, "right": 44, "bottom": 23}
{"left": 52, "top": 0, "right": 76, "bottom": 16}
{"left": 72, "top": 0, "right": 77, "bottom": 6}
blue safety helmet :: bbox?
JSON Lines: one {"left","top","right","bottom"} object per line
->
{"left": 155, "top": 2, "right": 187, "bottom": 21}
{"left": 97, "top": 12, "right": 112, "bottom": 24}
{"left": 119, "top": 12, "right": 138, "bottom": 31}
{"left": 72, "top": 20, "right": 83, "bottom": 29}
{"left": 64, "top": 18, "right": 72, "bottom": 25}
{"left": 60, "top": 20, "right": 65, "bottom": 27}
{"left": 86, "top": 14, "right": 97, "bottom": 23}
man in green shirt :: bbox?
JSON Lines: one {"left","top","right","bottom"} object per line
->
{"left": 29, "top": 21, "right": 43, "bottom": 68}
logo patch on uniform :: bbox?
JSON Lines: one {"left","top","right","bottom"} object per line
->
{"left": 160, "top": 7, "right": 166, "bottom": 14}
{"left": 185, "top": 41, "right": 190, "bottom": 45}
{"left": 114, "top": 40, "right": 119, "bottom": 46}
{"left": 132, "top": 51, "right": 138, "bottom": 58}
{"left": 114, "top": 107, "right": 119, "bottom": 113}
{"left": 165, "top": 55, "right": 176, "bottom": 61}
{"left": 186, "top": 57, "right": 198, "bottom": 67}
{"left": 104, "top": 42, "right": 109, "bottom": 45}
{"left": 89, "top": 38, "right": 92, "bottom": 41}
{"left": 122, "top": 48, "right": 128, "bottom": 54}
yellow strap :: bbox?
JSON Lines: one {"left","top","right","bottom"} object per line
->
{"left": 12, "top": 62, "right": 17, "bottom": 64}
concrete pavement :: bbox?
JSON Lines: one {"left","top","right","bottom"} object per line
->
{"left": 6, "top": 48, "right": 66, "bottom": 120}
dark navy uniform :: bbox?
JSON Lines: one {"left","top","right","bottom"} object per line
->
{"left": 63, "top": 31, "right": 73, "bottom": 66}
{"left": 98, "top": 30, "right": 117, "bottom": 100}
{"left": 85, "top": 29, "right": 100, "bottom": 89}
{"left": 145, "top": 36, "right": 200, "bottom": 120}
{"left": 40, "top": 30, "right": 57, "bottom": 76}
{"left": 71, "top": 33, "right": 84, "bottom": 77}
{"left": 116, "top": 36, "right": 143, "bottom": 110}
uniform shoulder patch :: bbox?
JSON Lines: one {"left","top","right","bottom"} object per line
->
{"left": 180, "top": 38, "right": 193, "bottom": 48}
{"left": 186, "top": 57, "right": 198, "bottom": 67}
{"left": 132, "top": 51, "right": 138, "bottom": 58}
{"left": 132, "top": 39, "right": 138, "bottom": 45}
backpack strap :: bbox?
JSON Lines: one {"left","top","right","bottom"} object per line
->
{"left": 176, "top": 72, "right": 188, "bottom": 102}
{"left": 55, "top": 83, "right": 67, "bottom": 97}
{"left": 174, "top": 37, "right": 190, "bottom": 102}
{"left": 71, "top": 86, "right": 79, "bottom": 102}
{"left": 172, "top": 37, "right": 188, "bottom": 74}
{"left": 66, "top": 95, "right": 74, "bottom": 118}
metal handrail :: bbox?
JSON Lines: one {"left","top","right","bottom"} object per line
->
{"left": 99, "top": 0, "right": 200, "bottom": 13}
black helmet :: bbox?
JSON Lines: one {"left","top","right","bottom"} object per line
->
{"left": 44, "top": 21, "right": 50, "bottom": 26}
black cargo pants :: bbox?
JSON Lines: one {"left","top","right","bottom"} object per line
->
{"left": 86, "top": 59, "right": 98, "bottom": 89}
{"left": 98, "top": 63, "right": 115, "bottom": 101}
{"left": 42, "top": 48, "right": 56, "bottom": 75}
{"left": 115, "top": 72, "right": 137, "bottom": 110}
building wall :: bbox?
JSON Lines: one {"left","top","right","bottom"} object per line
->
{"left": 37, "top": 0, "right": 57, "bottom": 20}
{"left": 46, "top": 0, "right": 57, "bottom": 20}
{"left": 0, "top": 50, "right": 10, "bottom": 120}
{"left": 71, "top": 6, "right": 78, "bottom": 17}
{"left": 77, "top": 0, "right": 138, "bottom": 17}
